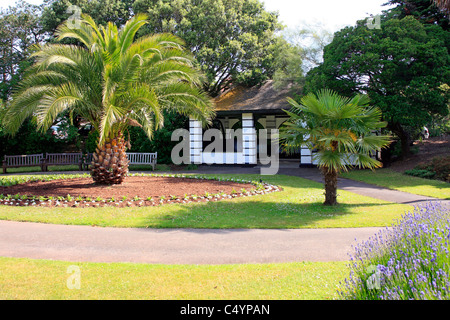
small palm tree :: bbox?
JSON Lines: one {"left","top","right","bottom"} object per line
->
{"left": 3, "top": 14, "right": 214, "bottom": 185}
{"left": 280, "top": 89, "right": 391, "bottom": 206}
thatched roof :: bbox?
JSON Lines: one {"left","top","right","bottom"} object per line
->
{"left": 214, "top": 80, "right": 292, "bottom": 115}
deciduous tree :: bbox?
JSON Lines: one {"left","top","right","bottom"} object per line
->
{"left": 0, "top": 0, "right": 47, "bottom": 100}
{"left": 132, "top": 0, "right": 283, "bottom": 96}
{"left": 305, "top": 16, "right": 450, "bottom": 158}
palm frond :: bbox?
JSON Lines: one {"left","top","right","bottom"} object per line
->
{"left": 280, "top": 89, "right": 391, "bottom": 174}
{"left": 36, "top": 83, "right": 83, "bottom": 131}
{"left": 118, "top": 13, "right": 149, "bottom": 55}
{"left": 353, "top": 153, "right": 383, "bottom": 170}
{"left": 3, "top": 85, "right": 53, "bottom": 135}
{"left": 98, "top": 103, "right": 126, "bottom": 143}
{"left": 3, "top": 13, "right": 214, "bottom": 148}
{"left": 158, "top": 82, "right": 215, "bottom": 125}
{"left": 315, "top": 149, "right": 349, "bottom": 173}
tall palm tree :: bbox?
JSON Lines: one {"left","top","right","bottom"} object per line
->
{"left": 433, "top": 0, "right": 450, "bottom": 14}
{"left": 280, "top": 89, "right": 391, "bottom": 206}
{"left": 3, "top": 14, "right": 214, "bottom": 185}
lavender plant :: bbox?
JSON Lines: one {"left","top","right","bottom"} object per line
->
{"left": 339, "top": 202, "right": 450, "bottom": 300}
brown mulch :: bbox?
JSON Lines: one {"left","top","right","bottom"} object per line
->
{"left": 389, "top": 135, "right": 450, "bottom": 173}
{"left": 0, "top": 176, "right": 280, "bottom": 208}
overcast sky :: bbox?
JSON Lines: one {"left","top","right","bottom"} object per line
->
{"left": 262, "top": 0, "right": 394, "bottom": 31}
{"left": 1, "top": 0, "right": 394, "bottom": 32}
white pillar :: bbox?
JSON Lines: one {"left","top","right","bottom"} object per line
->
{"left": 242, "top": 113, "right": 257, "bottom": 165}
{"left": 300, "top": 145, "right": 313, "bottom": 166}
{"left": 300, "top": 124, "right": 313, "bottom": 166}
{"left": 189, "top": 117, "right": 203, "bottom": 164}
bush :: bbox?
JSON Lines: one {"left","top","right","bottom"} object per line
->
{"left": 0, "top": 117, "right": 79, "bottom": 158}
{"left": 404, "top": 168, "right": 436, "bottom": 180}
{"left": 338, "top": 203, "right": 450, "bottom": 300}
{"left": 405, "top": 156, "right": 450, "bottom": 182}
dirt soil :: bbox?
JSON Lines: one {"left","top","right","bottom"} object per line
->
{"left": 389, "top": 135, "right": 450, "bottom": 173}
{"left": 0, "top": 176, "right": 278, "bottom": 208}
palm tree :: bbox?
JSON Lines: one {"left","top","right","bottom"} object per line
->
{"left": 3, "top": 14, "right": 214, "bottom": 185}
{"left": 433, "top": 0, "right": 450, "bottom": 14}
{"left": 280, "top": 89, "right": 391, "bottom": 206}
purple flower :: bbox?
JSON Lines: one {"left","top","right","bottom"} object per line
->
{"left": 339, "top": 202, "right": 450, "bottom": 300}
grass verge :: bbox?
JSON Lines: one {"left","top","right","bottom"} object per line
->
{"left": 0, "top": 257, "right": 347, "bottom": 300}
{"left": 341, "top": 168, "right": 450, "bottom": 199}
{"left": 0, "top": 173, "right": 412, "bottom": 229}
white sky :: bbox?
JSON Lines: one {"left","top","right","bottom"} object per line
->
{"left": 0, "top": 0, "right": 43, "bottom": 8}
{"left": 262, "top": 0, "right": 394, "bottom": 32}
{"left": 1, "top": 0, "right": 394, "bottom": 33}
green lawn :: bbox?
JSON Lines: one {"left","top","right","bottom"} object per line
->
{"left": 0, "top": 257, "right": 348, "bottom": 300}
{"left": 0, "top": 173, "right": 412, "bottom": 229}
{"left": 0, "top": 171, "right": 420, "bottom": 300}
{"left": 341, "top": 168, "right": 450, "bottom": 199}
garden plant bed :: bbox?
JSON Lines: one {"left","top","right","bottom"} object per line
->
{"left": 0, "top": 174, "right": 281, "bottom": 208}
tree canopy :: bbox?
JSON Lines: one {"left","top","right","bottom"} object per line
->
{"left": 40, "top": 0, "right": 285, "bottom": 97}
{"left": 386, "top": 0, "right": 449, "bottom": 30}
{"left": 40, "top": 0, "right": 135, "bottom": 34}
{"left": 132, "top": 0, "right": 283, "bottom": 96}
{"left": 305, "top": 15, "right": 450, "bottom": 158}
{"left": 0, "top": 0, "right": 47, "bottom": 100}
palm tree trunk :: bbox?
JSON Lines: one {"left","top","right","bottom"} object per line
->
{"left": 322, "top": 167, "right": 338, "bottom": 206}
{"left": 91, "top": 132, "right": 130, "bottom": 185}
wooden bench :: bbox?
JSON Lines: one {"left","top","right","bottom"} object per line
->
{"left": 80, "top": 153, "right": 93, "bottom": 171}
{"left": 2, "top": 154, "right": 44, "bottom": 174}
{"left": 41, "top": 152, "right": 83, "bottom": 172}
{"left": 81, "top": 152, "right": 157, "bottom": 171}
{"left": 127, "top": 152, "right": 157, "bottom": 170}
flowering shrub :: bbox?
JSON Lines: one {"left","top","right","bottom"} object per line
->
{"left": 339, "top": 202, "right": 450, "bottom": 300}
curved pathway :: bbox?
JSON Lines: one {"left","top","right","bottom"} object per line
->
{"left": 0, "top": 220, "right": 380, "bottom": 264}
{"left": 0, "top": 165, "right": 448, "bottom": 264}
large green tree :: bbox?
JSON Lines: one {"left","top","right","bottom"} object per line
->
{"left": 386, "top": 0, "right": 449, "bottom": 30}
{"left": 40, "top": 0, "right": 135, "bottom": 34}
{"left": 41, "top": 0, "right": 285, "bottom": 96}
{"left": 305, "top": 16, "right": 450, "bottom": 158}
{"left": 3, "top": 14, "right": 214, "bottom": 184}
{"left": 280, "top": 90, "right": 391, "bottom": 206}
{"left": 132, "top": 0, "right": 283, "bottom": 96}
{"left": 0, "top": 0, "right": 47, "bottom": 100}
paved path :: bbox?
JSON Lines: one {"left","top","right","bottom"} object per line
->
{"left": 0, "top": 165, "right": 448, "bottom": 264}
{"left": 0, "top": 220, "right": 380, "bottom": 264}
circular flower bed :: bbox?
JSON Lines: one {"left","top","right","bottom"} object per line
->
{"left": 0, "top": 173, "right": 281, "bottom": 208}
